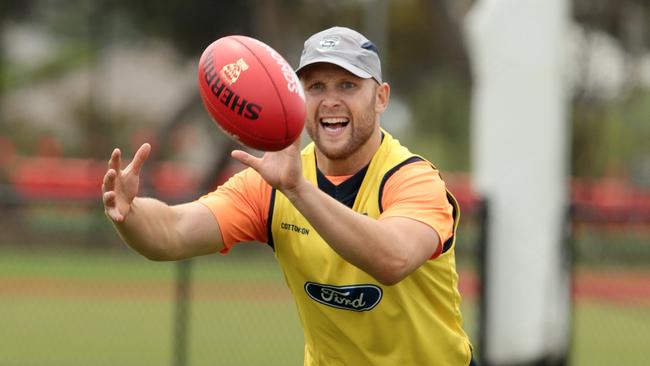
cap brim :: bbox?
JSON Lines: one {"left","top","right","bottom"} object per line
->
{"left": 296, "top": 57, "right": 373, "bottom": 80}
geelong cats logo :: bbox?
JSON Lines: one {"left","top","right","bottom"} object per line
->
{"left": 304, "top": 282, "right": 382, "bottom": 312}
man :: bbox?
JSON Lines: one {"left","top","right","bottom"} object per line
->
{"left": 102, "top": 26, "right": 473, "bottom": 365}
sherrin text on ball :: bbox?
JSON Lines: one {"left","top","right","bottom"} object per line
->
{"left": 198, "top": 35, "right": 306, "bottom": 151}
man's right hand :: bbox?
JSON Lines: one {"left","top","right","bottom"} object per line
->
{"left": 102, "top": 143, "right": 151, "bottom": 223}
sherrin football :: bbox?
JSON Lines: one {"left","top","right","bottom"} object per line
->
{"left": 198, "top": 35, "right": 306, "bottom": 151}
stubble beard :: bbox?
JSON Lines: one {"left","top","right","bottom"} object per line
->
{"left": 308, "top": 95, "right": 378, "bottom": 161}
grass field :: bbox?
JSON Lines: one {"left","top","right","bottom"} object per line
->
{"left": 0, "top": 245, "right": 304, "bottom": 366}
{"left": 1, "top": 244, "right": 649, "bottom": 365}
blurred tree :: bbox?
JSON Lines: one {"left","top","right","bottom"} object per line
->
{"left": 573, "top": 0, "right": 650, "bottom": 178}
{"left": 574, "top": 0, "right": 648, "bottom": 55}
{"left": 0, "top": 0, "right": 33, "bottom": 21}
{"left": 110, "top": 0, "right": 253, "bottom": 56}
{"left": 386, "top": 0, "right": 472, "bottom": 170}
{"left": 1, "top": 0, "right": 647, "bottom": 179}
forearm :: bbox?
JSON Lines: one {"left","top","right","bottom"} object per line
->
{"left": 283, "top": 180, "right": 412, "bottom": 285}
{"left": 112, "top": 197, "right": 182, "bottom": 261}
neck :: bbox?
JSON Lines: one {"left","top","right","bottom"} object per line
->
{"left": 315, "top": 129, "right": 382, "bottom": 176}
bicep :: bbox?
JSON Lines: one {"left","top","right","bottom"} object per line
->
{"left": 172, "top": 201, "right": 225, "bottom": 258}
{"left": 379, "top": 161, "right": 454, "bottom": 255}
{"left": 380, "top": 216, "right": 440, "bottom": 269}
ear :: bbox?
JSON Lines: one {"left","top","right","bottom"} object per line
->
{"left": 375, "top": 82, "right": 390, "bottom": 114}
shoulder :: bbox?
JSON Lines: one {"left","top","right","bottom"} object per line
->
{"left": 380, "top": 159, "right": 448, "bottom": 210}
{"left": 384, "top": 159, "right": 443, "bottom": 191}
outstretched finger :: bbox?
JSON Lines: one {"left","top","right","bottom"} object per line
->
{"left": 231, "top": 149, "right": 261, "bottom": 170}
{"left": 108, "top": 148, "right": 122, "bottom": 172}
{"left": 102, "top": 192, "right": 123, "bottom": 222}
{"left": 102, "top": 169, "right": 117, "bottom": 194}
{"left": 126, "top": 143, "right": 151, "bottom": 175}
{"left": 103, "top": 190, "right": 116, "bottom": 208}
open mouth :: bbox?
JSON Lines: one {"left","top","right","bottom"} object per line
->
{"left": 320, "top": 117, "right": 350, "bottom": 132}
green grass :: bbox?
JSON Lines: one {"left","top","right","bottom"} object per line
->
{"left": 571, "top": 302, "right": 650, "bottom": 366}
{"left": 1, "top": 245, "right": 649, "bottom": 365}
{"left": 2, "top": 297, "right": 175, "bottom": 366}
{"left": 1, "top": 297, "right": 303, "bottom": 366}
{"left": 0, "top": 245, "right": 303, "bottom": 366}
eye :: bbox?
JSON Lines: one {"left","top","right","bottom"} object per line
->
{"left": 341, "top": 81, "right": 356, "bottom": 90}
{"left": 308, "top": 82, "right": 325, "bottom": 91}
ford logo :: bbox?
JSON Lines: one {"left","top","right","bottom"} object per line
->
{"left": 304, "top": 282, "right": 382, "bottom": 312}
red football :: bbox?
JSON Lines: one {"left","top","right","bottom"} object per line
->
{"left": 197, "top": 35, "right": 306, "bottom": 151}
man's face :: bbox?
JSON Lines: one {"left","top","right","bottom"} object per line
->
{"left": 299, "top": 63, "right": 388, "bottom": 161}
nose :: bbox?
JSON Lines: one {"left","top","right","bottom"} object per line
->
{"left": 320, "top": 89, "right": 341, "bottom": 109}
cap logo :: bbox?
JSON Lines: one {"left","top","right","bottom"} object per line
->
{"left": 220, "top": 58, "right": 249, "bottom": 85}
{"left": 319, "top": 36, "right": 340, "bottom": 49}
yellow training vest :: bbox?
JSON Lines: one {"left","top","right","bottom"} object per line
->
{"left": 269, "top": 131, "right": 471, "bottom": 366}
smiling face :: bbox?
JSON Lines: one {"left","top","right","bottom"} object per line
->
{"left": 299, "top": 63, "right": 389, "bottom": 173}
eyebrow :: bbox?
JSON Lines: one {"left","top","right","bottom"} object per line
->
{"left": 303, "top": 73, "right": 361, "bottom": 83}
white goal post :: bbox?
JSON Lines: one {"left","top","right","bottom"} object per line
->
{"left": 465, "top": 0, "right": 572, "bottom": 364}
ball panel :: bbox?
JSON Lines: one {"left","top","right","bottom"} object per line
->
{"left": 233, "top": 36, "right": 306, "bottom": 145}
{"left": 198, "top": 35, "right": 305, "bottom": 151}
{"left": 198, "top": 38, "right": 284, "bottom": 148}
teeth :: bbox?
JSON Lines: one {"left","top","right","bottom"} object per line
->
{"left": 320, "top": 117, "right": 349, "bottom": 124}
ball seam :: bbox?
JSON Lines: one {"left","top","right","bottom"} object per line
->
{"left": 233, "top": 36, "right": 290, "bottom": 145}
